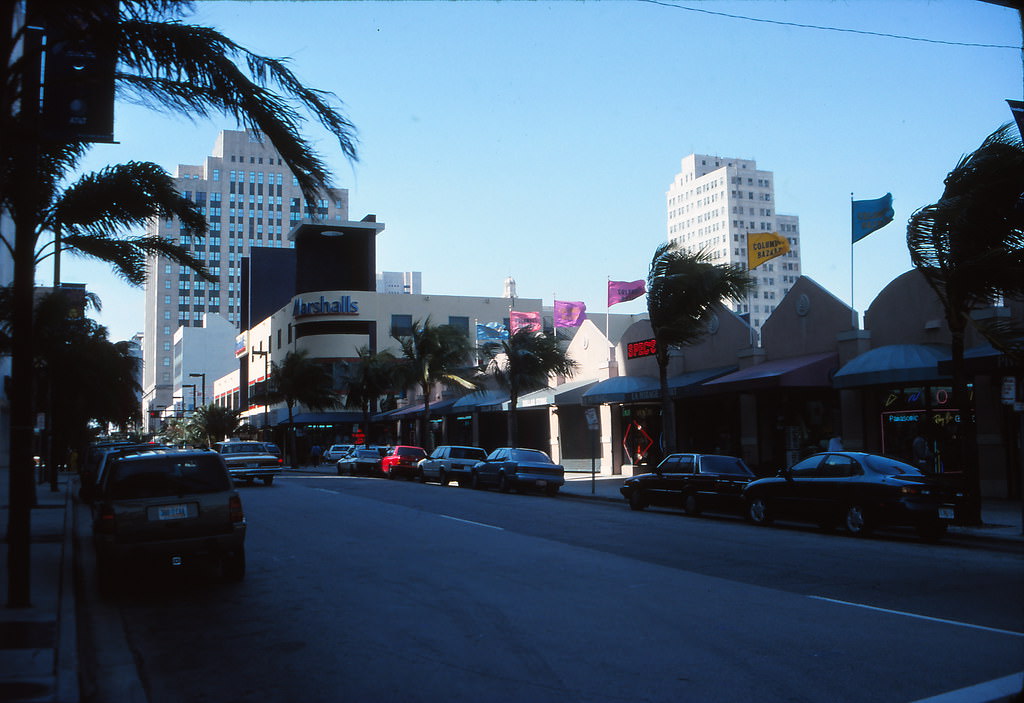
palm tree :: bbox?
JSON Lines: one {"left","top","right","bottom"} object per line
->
{"left": 647, "top": 242, "right": 753, "bottom": 454}
{"left": 269, "top": 350, "right": 341, "bottom": 465}
{"left": 479, "top": 328, "right": 579, "bottom": 448}
{"left": 344, "top": 346, "right": 399, "bottom": 446}
{"left": 1, "top": 0, "right": 359, "bottom": 605}
{"left": 188, "top": 404, "right": 241, "bottom": 449}
{"left": 394, "top": 319, "right": 476, "bottom": 450}
{"left": 907, "top": 123, "right": 1024, "bottom": 523}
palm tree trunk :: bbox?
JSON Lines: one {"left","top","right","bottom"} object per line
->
{"left": 422, "top": 389, "right": 432, "bottom": 451}
{"left": 507, "top": 391, "right": 519, "bottom": 447}
{"left": 657, "top": 352, "right": 676, "bottom": 455}
{"left": 949, "top": 317, "right": 981, "bottom": 524}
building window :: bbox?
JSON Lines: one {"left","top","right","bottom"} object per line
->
{"left": 391, "top": 314, "right": 413, "bottom": 338}
{"left": 447, "top": 316, "right": 469, "bottom": 335}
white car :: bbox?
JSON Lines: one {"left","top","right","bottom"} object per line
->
{"left": 324, "top": 444, "right": 354, "bottom": 462}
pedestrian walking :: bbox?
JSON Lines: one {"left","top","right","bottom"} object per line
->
{"left": 912, "top": 431, "right": 934, "bottom": 472}
{"left": 310, "top": 443, "right": 322, "bottom": 467}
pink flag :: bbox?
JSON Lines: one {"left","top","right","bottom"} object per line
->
{"left": 510, "top": 310, "right": 542, "bottom": 333}
{"left": 554, "top": 300, "right": 587, "bottom": 328}
{"left": 608, "top": 279, "right": 646, "bottom": 306}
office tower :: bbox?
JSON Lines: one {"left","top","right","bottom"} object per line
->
{"left": 666, "top": 154, "right": 801, "bottom": 333}
{"left": 141, "top": 129, "right": 348, "bottom": 421}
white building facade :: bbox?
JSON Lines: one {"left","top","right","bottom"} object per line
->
{"left": 141, "top": 129, "right": 349, "bottom": 422}
{"left": 665, "top": 154, "right": 802, "bottom": 333}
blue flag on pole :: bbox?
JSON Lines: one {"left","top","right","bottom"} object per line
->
{"left": 852, "top": 193, "right": 895, "bottom": 243}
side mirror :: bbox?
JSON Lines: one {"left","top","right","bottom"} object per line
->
{"left": 777, "top": 467, "right": 793, "bottom": 480}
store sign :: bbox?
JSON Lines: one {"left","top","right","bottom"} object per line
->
{"left": 293, "top": 295, "right": 360, "bottom": 317}
{"left": 627, "top": 338, "right": 657, "bottom": 360}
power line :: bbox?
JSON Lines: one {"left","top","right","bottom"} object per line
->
{"left": 639, "top": 0, "right": 1023, "bottom": 50}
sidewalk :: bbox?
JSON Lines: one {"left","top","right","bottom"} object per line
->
{"left": 0, "top": 470, "right": 78, "bottom": 703}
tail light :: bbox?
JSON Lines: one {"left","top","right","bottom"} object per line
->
{"left": 229, "top": 495, "right": 245, "bottom": 524}
{"left": 276, "top": 458, "right": 283, "bottom": 465}
{"left": 95, "top": 504, "right": 116, "bottom": 534}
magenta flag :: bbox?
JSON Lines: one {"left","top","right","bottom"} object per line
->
{"left": 608, "top": 279, "right": 646, "bottom": 306}
{"left": 554, "top": 300, "right": 587, "bottom": 327}
{"left": 510, "top": 310, "right": 542, "bottom": 333}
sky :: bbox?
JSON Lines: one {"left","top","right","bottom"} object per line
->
{"left": 57, "top": 0, "right": 1023, "bottom": 343}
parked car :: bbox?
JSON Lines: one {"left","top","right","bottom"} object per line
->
{"left": 213, "top": 440, "right": 283, "bottom": 485}
{"left": 620, "top": 453, "right": 755, "bottom": 515}
{"left": 324, "top": 444, "right": 354, "bottom": 462}
{"left": 417, "top": 445, "right": 488, "bottom": 486}
{"left": 80, "top": 441, "right": 166, "bottom": 503}
{"left": 470, "top": 448, "right": 565, "bottom": 496}
{"left": 381, "top": 445, "right": 427, "bottom": 480}
{"left": 91, "top": 448, "right": 246, "bottom": 592}
{"left": 337, "top": 448, "right": 384, "bottom": 476}
{"left": 743, "top": 451, "right": 963, "bottom": 540}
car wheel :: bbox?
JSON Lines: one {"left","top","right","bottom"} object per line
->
{"left": 262, "top": 476, "right": 274, "bottom": 486}
{"left": 337, "top": 465, "right": 344, "bottom": 475}
{"left": 438, "top": 470, "right": 448, "bottom": 487}
{"left": 683, "top": 493, "right": 701, "bottom": 516}
{"left": 471, "top": 472, "right": 481, "bottom": 490}
{"left": 747, "top": 496, "right": 772, "bottom": 525}
{"left": 916, "top": 520, "right": 948, "bottom": 541}
{"left": 628, "top": 490, "right": 646, "bottom": 511}
{"left": 545, "top": 484, "right": 559, "bottom": 497}
{"left": 844, "top": 504, "right": 872, "bottom": 537}
{"left": 386, "top": 468, "right": 395, "bottom": 480}
{"left": 498, "top": 473, "right": 511, "bottom": 493}
{"left": 417, "top": 469, "right": 427, "bottom": 483}
{"left": 223, "top": 547, "right": 246, "bottom": 582}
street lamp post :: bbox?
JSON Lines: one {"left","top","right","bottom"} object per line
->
{"left": 252, "top": 348, "right": 270, "bottom": 441}
{"left": 188, "top": 372, "right": 207, "bottom": 408}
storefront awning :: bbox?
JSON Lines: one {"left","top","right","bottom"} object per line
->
{"left": 290, "top": 411, "right": 364, "bottom": 424}
{"left": 832, "top": 344, "right": 950, "bottom": 389}
{"left": 936, "top": 343, "right": 1024, "bottom": 375}
{"left": 668, "top": 366, "right": 737, "bottom": 397}
{"left": 492, "top": 378, "right": 599, "bottom": 411}
{"left": 582, "top": 376, "right": 660, "bottom": 405}
{"left": 452, "top": 389, "right": 509, "bottom": 413}
{"left": 702, "top": 352, "right": 839, "bottom": 393}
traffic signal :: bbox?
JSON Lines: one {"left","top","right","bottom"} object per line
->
{"left": 40, "top": 1, "right": 118, "bottom": 142}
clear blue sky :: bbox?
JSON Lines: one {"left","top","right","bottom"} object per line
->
{"left": 60, "top": 0, "right": 1022, "bottom": 343}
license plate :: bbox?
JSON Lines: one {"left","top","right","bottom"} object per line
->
{"left": 939, "top": 507, "right": 955, "bottom": 520}
{"left": 245, "top": 463, "right": 258, "bottom": 469}
{"left": 535, "top": 480, "right": 547, "bottom": 487}
{"left": 157, "top": 504, "right": 189, "bottom": 521}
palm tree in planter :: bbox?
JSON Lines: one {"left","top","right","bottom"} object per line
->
{"left": 189, "top": 404, "right": 242, "bottom": 449}
{"left": 907, "top": 123, "right": 1024, "bottom": 523}
{"left": 394, "top": 319, "right": 477, "bottom": 451}
{"left": 344, "top": 346, "right": 400, "bottom": 446}
{"left": 479, "top": 327, "right": 579, "bottom": 448}
{"left": 268, "top": 350, "right": 342, "bottom": 466}
{"left": 647, "top": 242, "right": 753, "bottom": 454}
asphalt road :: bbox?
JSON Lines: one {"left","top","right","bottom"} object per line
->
{"left": 80, "top": 474, "right": 1024, "bottom": 703}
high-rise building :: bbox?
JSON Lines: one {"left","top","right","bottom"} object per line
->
{"left": 141, "top": 129, "right": 349, "bottom": 421}
{"left": 376, "top": 271, "right": 422, "bottom": 295}
{"left": 665, "top": 154, "right": 801, "bottom": 334}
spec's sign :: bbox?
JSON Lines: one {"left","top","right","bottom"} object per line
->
{"left": 627, "top": 338, "right": 657, "bottom": 360}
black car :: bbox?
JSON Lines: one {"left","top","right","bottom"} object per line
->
{"left": 417, "top": 445, "right": 488, "bottom": 486}
{"left": 337, "top": 448, "right": 384, "bottom": 476}
{"left": 470, "top": 448, "right": 565, "bottom": 496}
{"left": 743, "top": 452, "right": 963, "bottom": 540}
{"left": 620, "top": 453, "right": 755, "bottom": 515}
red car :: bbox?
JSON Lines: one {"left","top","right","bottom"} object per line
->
{"left": 381, "top": 445, "right": 427, "bottom": 480}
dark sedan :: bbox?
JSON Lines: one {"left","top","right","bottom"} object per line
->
{"left": 336, "top": 448, "right": 384, "bottom": 476}
{"left": 470, "top": 448, "right": 564, "bottom": 496}
{"left": 620, "top": 453, "right": 755, "bottom": 515}
{"left": 743, "top": 452, "right": 963, "bottom": 540}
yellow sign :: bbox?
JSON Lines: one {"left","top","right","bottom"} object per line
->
{"left": 747, "top": 232, "right": 790, "bottom": 270}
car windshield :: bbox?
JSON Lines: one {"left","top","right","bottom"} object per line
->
{"left": 397, "top": 447, "right": 426, "bottom": 458}
{"left": 355, "top": 450, "right": 379, "bottom": 459}
{"left": 107, "top": 456, "right": 231, "bottom": 499}
{"left": 451, "top": 447, "right": 486, "bottom": 460}
{"left": 864, "top": 455, "right": 925, "bottom": 476}
{"left": 218, "top": 444, "right": 263, "bottom": 454}
{"left": 509, "top": 449, "right": 552, "bottom": 463}
{"left": 700, "top": 455, "right": 754, "bottom": 477}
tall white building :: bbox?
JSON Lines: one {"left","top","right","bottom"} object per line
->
{"left": 665, "top": 154, "right": 801, "bottom": 333}
{"left": 376, "top": 271, "right": 422, "bottom": 295}
{"left": 141, "top": 129, "right": 349, "bottom": 420}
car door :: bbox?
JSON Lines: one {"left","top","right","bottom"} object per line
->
{"left": 662, "top": 455, "right": 698, "bottom": 508}
{"left": 646, "top": 455, "right": 682, "bottom": 507}
{"left": 479, "top": 449, "right": 506, "bottom": 486}
{"left": 775, "top": 455, "right": 825, "bottom": 520}
{"left": 818, "top": 453, "right": 863, "bottom": 519}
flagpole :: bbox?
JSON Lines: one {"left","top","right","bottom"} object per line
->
{"left": 850, "top": 192, "right": 856, "bottom": 330}
{"left": 605, "top": 276, "right": 610, "bottom": 342}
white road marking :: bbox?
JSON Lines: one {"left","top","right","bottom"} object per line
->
{"left": 909, "top": 671, "right": 1023, "bottom": 703}
{"left": 808, "top": 596, "right": 1024, "bottom": 638}
{"left": 439, "top": 515, "right": 504, "bottom": 531}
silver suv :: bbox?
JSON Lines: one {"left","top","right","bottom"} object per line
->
{"left": 92, "top": 448, "right": 246, "bottom": 592}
